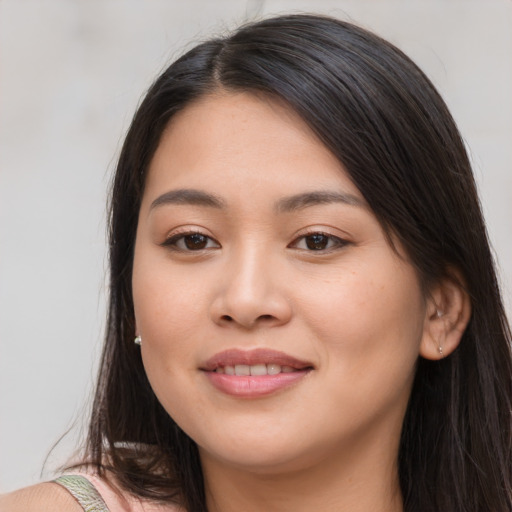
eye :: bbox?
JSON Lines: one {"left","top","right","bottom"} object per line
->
{"left": 291, "top": 232, "right": 347, "bottom": 251}
{"left": 163, "top": 232, "right": 220, "bottom": 251}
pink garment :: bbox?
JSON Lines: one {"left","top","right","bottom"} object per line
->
{"left": 67, "top": 472, "right": 182, "bottom": 512}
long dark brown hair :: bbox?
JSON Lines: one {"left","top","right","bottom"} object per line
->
{"left": 82, "top": 14, "right": 512, "bottom": 511}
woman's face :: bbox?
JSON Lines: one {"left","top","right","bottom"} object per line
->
{"left": 132, "top": 91, "right": 428, "bottom": 474}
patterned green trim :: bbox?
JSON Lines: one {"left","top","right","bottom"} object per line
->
{"left": 53, "top": 475, "right": 110, "bottom": 512}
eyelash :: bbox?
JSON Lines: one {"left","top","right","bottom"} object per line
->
{"left": 162, "top": 230, "right": 348, "bottom": 253}
{"left": 289, "top": 231, "right": 348, "bottom": 252}
{"left": 162, "top": 230, "right": 220, "bottom": 251}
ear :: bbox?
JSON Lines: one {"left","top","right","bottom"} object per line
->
{"left": 420, "top": 270, "right": 472, "bottom": 360}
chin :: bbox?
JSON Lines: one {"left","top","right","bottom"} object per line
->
{"left": 194, "top": 420, "right": 340, "bottom": 476}
{"left": 199, "top": 442, "right": 317, "bottom": 475}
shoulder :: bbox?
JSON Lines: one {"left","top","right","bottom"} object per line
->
{"left": 0, "top": 482, "right": 84, "bottom": 512}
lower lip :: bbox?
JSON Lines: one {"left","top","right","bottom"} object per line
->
{"left": 204, "top": 370, "right": 311, "bottom": 398}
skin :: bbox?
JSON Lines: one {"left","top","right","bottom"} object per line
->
{"left": 0, "top": 483, "right": 83, "bottom": 512}
{"left": 131, "top": 90, "right": 472, "bottom": 512}
{"left": 0, "top": 91, "right": 469, "bottom": 512}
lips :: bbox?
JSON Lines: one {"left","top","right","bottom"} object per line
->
{"left": 201, "top": 348, "right": 313, "bottom": 398}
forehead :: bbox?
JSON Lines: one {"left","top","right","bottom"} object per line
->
{"left": 143, "top": 91, "right": 362, "bottom": 206}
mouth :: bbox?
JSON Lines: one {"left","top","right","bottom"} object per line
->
{"left": 200, "top": 348, "right": 314, "bottom": 398}
{"left": 214, "top": 363, "right": 300, "bottom": 376}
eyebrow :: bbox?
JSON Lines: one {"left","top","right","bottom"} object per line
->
{"left": 150, "top": 189, "right": 226, "bottom": 210}
{"left": 275, "top": 190, "right": 365, "bottom": 213}
{"left": 149, "top": 188, "right": 365, "bottom": 213}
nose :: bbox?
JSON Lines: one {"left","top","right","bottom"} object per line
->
{"left": 210, "top": 248, "right": 293, "bottom": 329}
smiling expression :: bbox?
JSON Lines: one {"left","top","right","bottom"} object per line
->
{"left": 132, "top": 91, "right": 429, "bottom": 474}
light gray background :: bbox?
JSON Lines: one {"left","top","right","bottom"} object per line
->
{"left": 1, "top": 0, "right": 511, "bottom": 492}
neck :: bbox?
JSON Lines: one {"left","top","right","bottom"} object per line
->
{"left": 200, "top": 432, "right": 404, "bottom": 512}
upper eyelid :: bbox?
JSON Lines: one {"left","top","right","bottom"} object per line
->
{"left": 286, "top": 232, "right": 350, "bottom": 256}
{"left": 290, "top": 228, "right": 349, "bottom": 242}
{"left": 163, "top": 226, "right": 215, "bottom": 240}
{"left": 161, "top": 229, "right": 220, "bottom": 248}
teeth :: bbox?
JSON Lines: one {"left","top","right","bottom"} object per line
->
{"left": 267, "top": 364, "right": 281, "bottom": 375}
{"left": 250, "top": 364, "right": 267, "bottom": 376}
{"left": 234, "top": 364, "right": 250, "bottom": 376}
{"left": 215, "top": 363, "right": 294, "bottom": 375}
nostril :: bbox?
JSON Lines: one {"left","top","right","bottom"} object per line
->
{"left": 218, "top": 313, "right": 275, "bottom": 326}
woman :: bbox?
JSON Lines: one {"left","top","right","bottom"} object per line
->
{"left": 2, "top": 13, "right": 511, "bottom": 512}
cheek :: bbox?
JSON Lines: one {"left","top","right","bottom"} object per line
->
{"left": 297, "top": 256, "right": 425, "bottom": 385}
{"left": 295, "top": 269, "right": 424, "bottom": 444}
{"left": 133, "top": 248, "right": 205, "bottom": 333}
{"left": 132, "top": 269, "right": 205, "bottom": 423}
{"left": 132, "top": 252, "right": 205, "bottom": 384}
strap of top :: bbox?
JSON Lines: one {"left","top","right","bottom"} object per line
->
{"left": 53, "top": 475, "right": 111, "bottom": 512}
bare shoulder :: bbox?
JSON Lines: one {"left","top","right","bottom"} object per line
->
{"left": 0, "top": 482, "right": 83, "bottom": 512}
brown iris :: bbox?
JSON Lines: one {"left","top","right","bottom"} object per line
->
{"left": 305, "top": 234, "right": 329, "bottom": 250}
{"left": 184, "top": 233, "right": 209, "bottom": 250}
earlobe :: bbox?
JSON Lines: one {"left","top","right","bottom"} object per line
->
{"left": 419, "top": 272, "right": 472, "bottom": 360}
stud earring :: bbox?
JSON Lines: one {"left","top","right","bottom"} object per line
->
{"left": 134, "top": 335, "right": 142, "bottom": 346}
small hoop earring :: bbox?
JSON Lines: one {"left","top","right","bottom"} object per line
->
{"left": 134, "top": 335, "right": 142, "bottom": 346}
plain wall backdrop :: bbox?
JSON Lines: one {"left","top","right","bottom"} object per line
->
{"left": 1, "top": 0, "right": 511, "bottom": 492}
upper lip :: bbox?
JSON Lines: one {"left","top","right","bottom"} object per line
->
{"left": 201, "top": 348, "right": 314, "bottom": 371}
